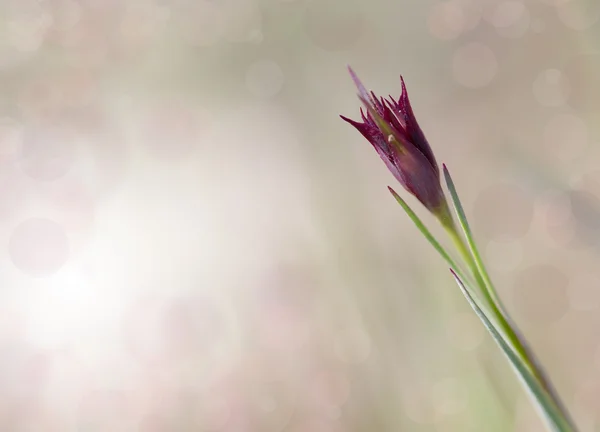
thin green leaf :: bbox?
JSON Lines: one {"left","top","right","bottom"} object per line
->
{"left": 443, "top": 164, "right": 503, "bottom": 306}
{"left": 444, "top": 165, "right": 575, "bottom": 427}
{"left": 388, "top": 186, "right": 468, "bottom": 282}
{"left": 450, "top": 270, "right": 575, "bottom": 432}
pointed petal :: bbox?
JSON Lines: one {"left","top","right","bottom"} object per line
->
{"left": 339, "top": 114, "right": 362, "bottom": 128}
{"left": 358, "top": 95, "right": 407, "bottom": 153}
{"left": 394, "top": 140, "right": 446, "bottom": 212}
{"left": 364, "top": 96, "right": 444, "bottom": 211}
{"left": 383, "top": 97, "right": 407, "bottom": 135}
{"left": 347, "top": 66, "right": 373, "bottom": 105}
{"left": 340, "top": 114, "right": 382, "bottom": 148}
{"left": 389, "top": 187, "right": 464, "bottom": 277}
{"left": 398, "top": 76, "right": 438, "bottom": 173}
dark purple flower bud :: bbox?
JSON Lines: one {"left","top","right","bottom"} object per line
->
{"left": 341, "top": 67, "right": 450, "bottom": 222}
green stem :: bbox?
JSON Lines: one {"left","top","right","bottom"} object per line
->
{"left": 442, "top": 166, "right": 577, "bottom": 431}
{"left": 447, "top": 226, "right": 496, "bottom": 309}
{"left": 445, "top": 224, "right": 576, "bottom": 432}
{"left": 451, "top": 270, "right": 575, "bottom": 432}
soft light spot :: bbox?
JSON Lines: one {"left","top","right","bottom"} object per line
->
{"left": 428, "top": 1, "right": 465, "bottom": 40}
{"left": 162, "top": 296, "right": 228, "bottom": 360}
{"left": 19, "top": 123, "right": 78, "bottom": 181}
{"left": 256, "top": 306, "right": 311, "bottom": 353}
{"left": 532, "top": 69, "right": 570, "bottom": 107}
{"left": 17, "top": 76, "right": 69, "bottom": 120}
{"left": 196, "top": 391, "right": 233, "bottom": 431}
{"left": 536, "top": 189, "right": 572, "bottom": 227}
{"left": 327, "top": 407, "right": 342, "bottom": 420}
{"left": 287, "top": 419, "right": 341, "bottom": 432}
{"left": 488, "top": 1, "right": 530, "bottom": 38}
{"left": 333, "top": 327, "right": 371, "bottom": 364}
{"left": 563, "top": 53, "right": 600, "bottom": 112}
{"left": 308, "top": 370, "right": 351, "bottom": 410}
{"left": 567, "top": 273, "right": 600, "bottom": 311}
{"left": 541, "top": 212, "right": 578, "bottom": 248}
{"left": 119, "top": 2, "right": 169, "bottom": 50}
{"left": 246, "top": 60, "right": 285, "bottom": 99}
{"left": 534, "top": 0, "right": 569, "bottom": 4}
{"left": 556, "top": 0, "right": 600, "bottom": 31}
{"left": 568, "top": 173, "right": 600, "bottom": 244}
{"left": 512, "top": 264, "right": 569, "bottom": 324}
{"left": 403, "top": 386, "right": 436, "bottom": 425}
{"left": 121, "top": 295, "right": 175, "bottom": 366}
{"left": 446, "top": 312, "right": 485, "bottom": 351}
{"left": 248, "top": 29, "right": 263, "bottom": 44}
{"left": 179, "top": 1, "right": 224, "bottom": 46}
{"left": 249, "top": 385, "right": 295, "bottom": 432}
{"left": 543, "top": 113, "right": 588, "bottom": 161}
{"left": 0, "top": 342, "right": 50, "bottom": 400}
{"left": 0, "top": 38, "right": 30, "bottom": 70}
{"left": 222, "top": 0, "right": 262, "bottom": 43}
{"left": 141, "top": 100, "right": 212, "bottom": 161}
{"left": 513, "top": 395, "right": 548, "bottom": 432}
{"left": 530, "top": 17, "right": 545, "bottom": 33}
{"left": 0, "top": 117, "right": 22, "bottom": 161}
{"left": 304, "top": 0, "right": 364, "bottom": 51}
{"left": 431, "top": 377, "right": 468, "bottom": 416}
{"left": 9, "top": 218, "right": 70, "bottom": 276}
{"left": 77, "top": 389, "right": 134, "bottom": 431}
{"left": 572, "top": 384, "right": 600, "bottom": 430}
{"left": 137, "top": 414, "right": 172, "bottom": 432}
{"left": 473, "top": 183, "right": 534, "bottom": 241}
{"left": 453, "top": 42, "right": 498, "bottom": 88}
{"left": 258, "top": 395, "right": 277, "bottom": 413}
{"left": 79, "top": 121, "right": 129, "bottom": 200}
{"left": 485, "top": 239, "right": 523, "bottom": 271}
{"left": 595, "top": 345, "right": 600, "bottom": 373}
{"left": 0, "top": 163, "right": 27, "bottom": 220}
{"left": 50, "top": 0, "right": 83, "bottom": 31}
{"left": 452, "top": 0, "right": 485, "bottom": 31}
{"left": 23, "top": 268, "right": 124, "bottom": 349}
{"left": 6, "top": 3, "right": 53, "bottom": 53}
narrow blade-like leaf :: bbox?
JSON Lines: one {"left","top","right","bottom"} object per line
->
{"left": 444, "top": 165, "right": 574, "bottom": 426}
{"left": 443, "top": 164, "right": 503, "bottom": 304}
{"left": 450, "top": 270, "right": 575, "bottom": 432}
{"left": 388, "top": 187, "right": 470, "bottom": 284}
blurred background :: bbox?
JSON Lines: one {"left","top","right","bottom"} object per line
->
{"left": 0, "top": 0, "right": 599, "bottom": 430}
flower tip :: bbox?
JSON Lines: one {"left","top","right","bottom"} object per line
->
{"left": 339, "top": 114, "right": 354, "bottom": 126}
{"left": 387, "top": 186, "right": 399, "bottom": 198}
{"left": 347, "top": 66, "right": 370, "bottom": 102}
{"left": 400, "top": 75, "right": 407, "bottom": 89}
{"left": 346, "top": 64, "right": 358, "bottom": 80}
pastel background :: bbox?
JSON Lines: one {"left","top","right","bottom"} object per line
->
{"left": 0, "top": 0, "right": 598, "bottom": 430}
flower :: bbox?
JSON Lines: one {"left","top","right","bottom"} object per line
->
{"left": 341, "top": 67, "right": 451, "bottom": 223}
